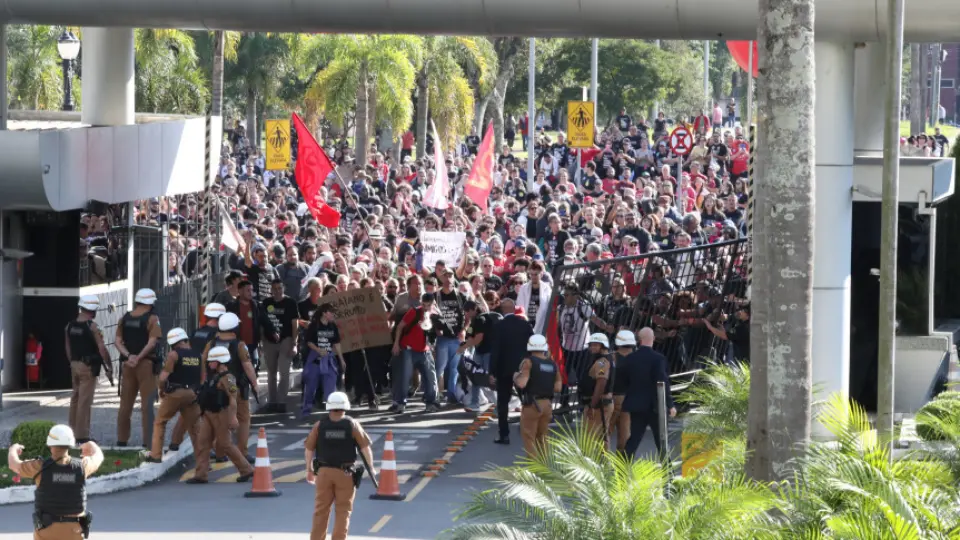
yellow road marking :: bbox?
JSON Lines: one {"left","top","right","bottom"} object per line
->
{"left": 216, "top": 460, "right": 300, "bottom": 483}
{"left": 273, "top": 469, "right": 308, "bottom": 483}
{"left": 369, "top": 515, "right": 392, "bottom": 533}
{"left": 179, "top": 461, "right": 232, "bottom": 482}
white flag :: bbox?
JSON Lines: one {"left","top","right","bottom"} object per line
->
{"left": 219, "top": 201, "right": 246, "bottom": 252}
{"left": 423, "top": 121, "right": 450, "bottom": 210}
{"left": 300, "top": 260, "right": 323, "bottom": 290}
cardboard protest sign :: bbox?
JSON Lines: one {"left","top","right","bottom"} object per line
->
{"left": 322, "top": 287, "right": 391, "bottom": 353}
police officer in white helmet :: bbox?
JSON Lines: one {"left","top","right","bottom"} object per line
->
{"left": 115, "top": 288, "right": 163, "bottom": 447}
{"left": 145, "top": 328, "right": 203, "bottom": 464}
{"left": 65, "top": 295, "right": 113, "bottom": 445}
{"left": 7, "top": 425, "right": 103, "bottom": 539}
{"left": 609, "top": 330, "right": 636, "bottom": 452}
{"left": 513, "top": 335, "right": 562, "bottom": 457}
{"left": 304, "top": 391, "right": 376, "bottom": 540}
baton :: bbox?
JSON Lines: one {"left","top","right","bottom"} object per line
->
{"left": 358, "top": 446, "right": 380, "bottom": 489}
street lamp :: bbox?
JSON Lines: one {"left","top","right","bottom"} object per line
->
{"left": 57, "top": 30, "right": 80, "bottom": 111}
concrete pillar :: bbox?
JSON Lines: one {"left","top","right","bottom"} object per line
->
{"left": 813, "top": 42, "right": 854, "bottom": 403}
{"left": 80, "top": 28, "right": 135, "bottom": 126}
{"left": 854, "top": 43, "right": 887, "bottom": 155}
{"left": 1, "top": 24, "right": 7, "bottom": 131}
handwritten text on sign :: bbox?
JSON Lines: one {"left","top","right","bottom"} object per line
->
{"left": 323, "top": 287, "right": 391, "bottom": 353}
{"left": 421, "top": 231, "right": 466, "bottom": 270}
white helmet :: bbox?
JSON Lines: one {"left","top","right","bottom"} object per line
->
{"left": 218, "top": 312, "right": 240, "bottom": 331}
{"left": 614, "top": 330, "right": 637, "bottom": 347}
{"left": 588, "top": 333, "right": 610, "bottom": 349}
{"left": 207, "top": 346, "right": 231, "bottom": 364}
{"left": 204, "top": 303, "right": 226, "bottom": 318}
{"left": 134, "top": 288, "right": 157, "bottom": 305}
{"left": 46, "top": 424, "right": 76, "bottom": 448}
{"left": 527, "top": 334, "right": 549, "bottom": 352}
{"left": 166, "top": 328, "right": 189, "bottom": 346}
{"left": 78, "top": 295, "right": 99, "bottom": 311}
{"left": 326, "top": 391, "right": 352, "bottom": 411}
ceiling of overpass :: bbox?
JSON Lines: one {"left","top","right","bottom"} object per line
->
{"left": 1, "top": 0, "right": 958, "bottom": 42}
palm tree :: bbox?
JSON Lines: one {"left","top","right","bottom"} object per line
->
{"left": 414, "top": 36, "right": 496, "bottom": 156}
{"left": 442, "top": 424, "right": 781, "bottom": 540}
{"left": 745, "top": 0, "right": 816, "bottom": 482}
{"left": 225, "top": 33, "right": 297, "bottom": 147}
{"left": 677, "top": 360, "right": 751, "bottom": 453}
{"left": 304, "top": 34, "right": 422, "bottom": 166}
{"left": 209, "top": 31, "right": 240, "bottom": 117}
{"left": 5, "top": 25, "right": 66, "bottom": 110}
{"left": 134, "top": 29, "right": 209, "bottom": 114}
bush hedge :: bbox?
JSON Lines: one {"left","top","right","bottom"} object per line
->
{"left": 915, "top": 390, "right": 960, "bottom": 441}
{"left": 10, "top": 420, "right": 56, "bottom": 459}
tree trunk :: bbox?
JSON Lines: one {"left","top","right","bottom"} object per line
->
{"left": 474, "top": 98, "right": 490, "bottom": 135}
{"left": 355, "top": 65, "right": 369, "bottom": 167}
{"left": 745, "top": 0, "right": 815, "bottom": 483}
{"left": 415, "top": 76, "right": 429, "bottom": 159}
{"left": 368, "top": 79, "right": 378, "bottom": 151}
{"left": 909, "top": 44, "right": 923, "bottom": 134}
{"left": 245, "top": 86, "right": 257, "bottom": 149}
{"left": 211, "top": 31, "right": 225, "bottom": 117}
{"left": 490, "top": 62, "right": 514, "bottom": 150}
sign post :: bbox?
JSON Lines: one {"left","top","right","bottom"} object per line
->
{"left": 265, "top": 119, "right": 291, "bottom": 170}
{"left": 669, "top": 126, "right": 693, "bottom": 214}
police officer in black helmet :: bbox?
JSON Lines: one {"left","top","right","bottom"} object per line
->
{"left": 7, "top": 424, "right": 103, "bottom": 539}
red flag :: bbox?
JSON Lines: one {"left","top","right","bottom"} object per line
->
{"left": 464, "top": 121, "right": 495, "bottom": 211}
{"left": 545, "top": 297, "right": 567, "bottom": 385}
{"left": 292, "top": 113, "right": 341, "bottom": 228}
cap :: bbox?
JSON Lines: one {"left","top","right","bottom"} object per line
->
{"left": 514, "top": 306, "right": 527, "bottom": 319}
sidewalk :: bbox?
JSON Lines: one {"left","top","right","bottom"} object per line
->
{"left": 0, "top": 370, "right": 301, "bottom": 448}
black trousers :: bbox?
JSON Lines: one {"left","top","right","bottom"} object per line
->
{"left": 624, "top": 409, "right": 662, "bottom": 459}
{"left": 496, "top": 378, "right": 513, "bottom": 438}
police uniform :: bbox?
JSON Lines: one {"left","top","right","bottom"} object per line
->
{"left": 64, "top": 320, "right": 104, "bottom": 442}
{"left": 18, "top": 455, "right": 101, "bottom": 539}
{"left": 116, "top": 311, "right": 163, "bottom": 446}
{"left": 190, "top": 369, "right": 254, "bottom": 482}
{"left": 608, "top": 352, "right": 631, "bottom": 451}
{"left": 149, "top": 347, "right": 203, "bottom": 460}
{"left": 202, "top": 336, "right": 255, "bottom": 458}
{"left": 581, "top": 353, "right": 615, "bottom": 442}
{"left": 169, "top": 323, "right": 220, "bottom": 450}
{"left": 515, "top": 355, "right": 562, "bottom": 456}
{"left": 304, "top": 415, "right": 373, "bottom": 540}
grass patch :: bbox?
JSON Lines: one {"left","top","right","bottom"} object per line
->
{"left": 900, "top": 120, "right": 959, "bottom": 142}
{"left": 0, "top": 449, "right": 144, "bottom": 488}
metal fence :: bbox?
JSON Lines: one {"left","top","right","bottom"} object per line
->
{"left": 548, "top": 238, "right": 750, "bottom": 392}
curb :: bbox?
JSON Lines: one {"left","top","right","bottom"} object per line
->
{"left": 0, "top": 439, "right": 195, "bottom": 506}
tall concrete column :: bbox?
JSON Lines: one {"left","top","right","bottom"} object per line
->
{"left": 813, "top": 42, "right": 855, "bottom": 403}
{"left": 1, "top": 24, "right": 7, "bottom": 131}
{"left": 81, "top": 28, "right": 135, "bottom": 126}
{"left": 854, "top": 43, "right": 887, "bottom": 155}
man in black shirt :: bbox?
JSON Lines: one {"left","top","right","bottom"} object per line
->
{"left": 541, "top": 214, "right": 571, "bottom": 269}
{"left": 616, "top": 108, "right": 632, "bottom": 131}
{"left": 466, "top": 129, "right": 481, "bottom": 156}
{"left": 434, "top": 269, "right": 466, "bottom": 402}
{"left": 242, "top": 239, "right": 280, "bottom": 302}
{"left": 262, "top": 279, "right": 299, "bottom": 413}
{"left": 580, "top": 163, "right": 603, "bottom": 198}
{"left": 459, "top": 301, "right": 500, "bottom": 412}
{"left": 933, "top": 127, "right": 950, "bottom": 157}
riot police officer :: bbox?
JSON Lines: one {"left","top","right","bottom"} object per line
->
{"left": 304, "top": 391, "right": 377, "bottom": 540}
{"left": 168, "top": 303, "right": 226, "bottom": 453}
{"left": 514, "top": 335, "right": 562, "bottom": 457}
{"left": 582, "top": 333, "right": 614, "bottom": 446}
{"left": 187, "top": 346, "right": 254, "bottom": 484}
{"left": 115, "top": 288, "right": 163, "bottom": 447}
{"left": 609, "top": 330, "right": 635, "bottom": 452}
{"left": 65, "top": 296, "right": 113, "bottom": 445}
{"left": 7, "top": 424, "right": 103, "bottom": 540}
{"left": 202, "top": 312, "right": 259, "bottom": 462}
{"left": 146, "top": 328, "right": 203, "bottom": 464}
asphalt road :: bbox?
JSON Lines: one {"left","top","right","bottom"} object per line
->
{"left": 0, "top": 387, "right": 666, "bottom": 539}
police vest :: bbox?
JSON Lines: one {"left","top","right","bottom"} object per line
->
{"left": 65, "top": 320, "right": 99, "bottom": 362}
{"left": 580, "top": 354, "right": 615, "bottom": 398}
{"left": 34, "top": 458, "right": 85, "bottom": 517}
{"left": 314, "top": 416, "right": 357, "bottom": 466}
{"left": 120, "top": 313, "right": 152, "bottom": 358}
{"left": 197, "top": 373, "right": 230, "bottom": 413}
{"left": 191, "top": 326, "right": 218, "bottom": 353}
{"left": 526, "top": 356, "right": 557, "bottom": 398}
{"left": 167, "top": 348, "right": 203, "bottom": 389}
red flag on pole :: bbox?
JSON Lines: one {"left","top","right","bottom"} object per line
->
{"left": 464, "top": 121, "right": 495, "bottom": 211}
{"left": 292, "top": 113, "right": 341, "bottom": 228}
{"left": 545, "top": 297, "right": 567, "bottom": 385}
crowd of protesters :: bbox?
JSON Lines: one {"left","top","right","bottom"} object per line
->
{"left": 77, "top": 108, "right": 755, "bottom": 416}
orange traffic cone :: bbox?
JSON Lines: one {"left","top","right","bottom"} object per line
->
{"left": 370, "top": 430, "right": 405, "bottom": 501}
{"left": 244, "top": 427, "right": 281, "bottom": 498}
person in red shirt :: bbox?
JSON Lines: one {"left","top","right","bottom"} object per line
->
{"left": 401, "top": 130, "right": 415, "bottom": 162}
{"left": 693, "top": 109, "right": 711, "bottom": 135}
{"left": 390, "top": 293, "right": 440, "bottom": 413}
{"left": 730, "top": 143, "right": 750, "bottom": 179}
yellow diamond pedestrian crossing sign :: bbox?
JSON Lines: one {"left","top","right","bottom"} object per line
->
{"left": 567, "top": 101, "right": 595, "bottom": 148}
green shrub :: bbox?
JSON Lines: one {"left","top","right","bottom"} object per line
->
{"left": 915, "top": 391, "right": 960, "bottom": 441}
{"left": 10, "top": 420, "right": 56, "bottom": 459}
